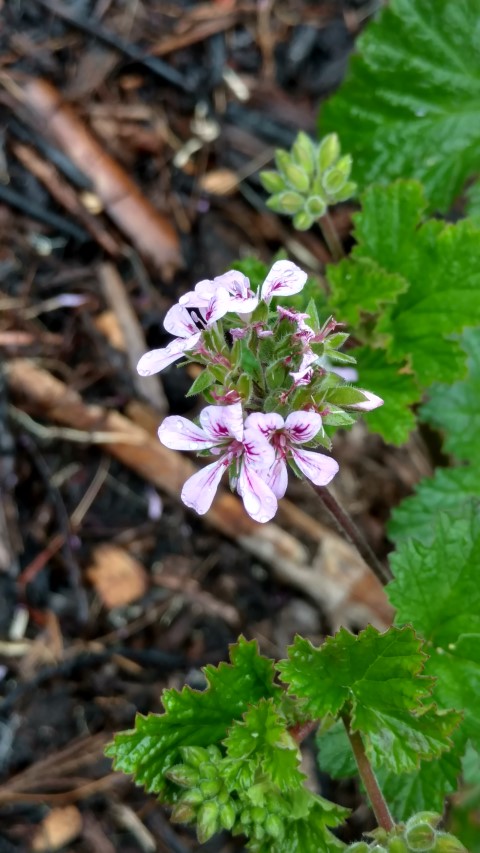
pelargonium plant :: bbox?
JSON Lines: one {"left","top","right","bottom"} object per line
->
{"left": 137, "top": 260, "right": 382, "bottom": 524}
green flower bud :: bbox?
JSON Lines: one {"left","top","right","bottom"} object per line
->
{"left": 266, "top": 192, "right": 302, "bottom": 214}
{"left": 219, "top": 801, "right": 236, "bottom": 831}
{"left": 369, "top": 846, "right": 388, "bottom": 853}
{"left": 293, "top": 210, "right": 315, "bottom": 231}
{"left": 407, "top": 813, "right": 442, "bottom": 830}
{"left": 348, "top": 843, "right": 370, "bottom": 853}
{"left": 181, "top": 787, "right": 203, "bottom": 805}
{"left": 405, "top": 822, "right": 437, "bottom": 852}
{"left": 199, "top": 778, "right": 222, "bottom": 798}
{"left": 306, "top": 195, "right": 327, "bottom": 218}
{"left": 283, "top": 162, "right": 311, "bottom": 193}
{"left": 433, "top": 833, "right": 468, "bottom": 853}
{"left": 317, "top": 133, "right": 341, "bottom": 171}
{"left": 180, "top": 746, "right": 209, "bottom": 767}
{"left": 260, "top": 170, "right": 287, "bottom": 194}
{"left": 275, "top": 149, "right": 292, "bottom": 177}
{"left": 240, "top": 809, "right": 252, "bottom": 826}
{"left": 388, "top": 839, "right": 409, "bottom": 853}
{"left": 251, "top": 806, "right": 266, "bottom": 823}
{"left": 197, "top": 801, "right": 219, "bottom": 843}
{"left": 334, "top": 180, "right": 357, "bottom": 202}
{"left": 335, "top": 153, "right": 353, "bottom": 178}
{"left": 265, "top": 813, "right": 284, "bottom": 839}
{"left": 291, "top": 131, "right": 316, "bottom": 176}
{"left": 322, "top": 167, "right": 348, "bottom": 197}
{"left": 166, "top": 764, "right": 199, "bottom": 787}
{"left": 171, "top": 801, "right": 196, "bottom": 824}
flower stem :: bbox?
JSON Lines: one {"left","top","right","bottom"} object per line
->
{"left": 311, "top": 485, "right": 392, "bottom": 586}
{"left": 342, "top": 714, "right": 395, "bottom": 832}
{"left": 319, "top": 211, "right": 345, "bottom": 262}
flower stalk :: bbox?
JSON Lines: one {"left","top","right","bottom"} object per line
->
{"left": 342, "top": 713, "right": 395, "bottom": 833}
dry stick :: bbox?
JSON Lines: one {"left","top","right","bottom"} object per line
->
{"left": 342, "top": 714, "right": 395, "bottom": 832}
{"left": 311, "top": 485, "right": 392, "bottom": 587}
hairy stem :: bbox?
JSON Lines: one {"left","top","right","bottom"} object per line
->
{"left": 311, "top": 485, "right": 392, "bottom": 586}
{"left": 319, "top": 211, "right": 345, "bottom": 262}
{"left": 342, "top": 714, "right": 395, "bottom": 832}
{"left": 289, "top": 718, "right": 319, "bottom": 744}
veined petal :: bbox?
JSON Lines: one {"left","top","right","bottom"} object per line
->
{"left": 178, "top": 290, "right": 208, "bottom": 309}
{"left": 214, "top": 270, "right": 250, "bottom": 296}
{"left": 243, "top": 427, "right": 276, "bottom": 469}
{"left": 237, "top": 462, "right": 278, "bottom": 523}
{"left": 164, "top": 304, "right": 199, "bottom": 337}
{"left": 290, "top": 447, "right": 339, "bottom": 486}
{"left": 158, "top": 416, "right": 215, "bottom": 451}
{"left": 263, "top": 455, "right": 289, "bottom": 499}
{"left": 137, "top": 334, "right": 200, "bottom": 376}
{"left": 284, "top": 411, "right": 322, "bottom": 444}
{"left": 228, "top": 294, "right": 259, "bottom": 314}
{"left": 245, "top": 412, "right": 284, "bottom": 439}
{"left": 348, "top": 390, "right": 384, "bottom": 411}
{"left": 204, "top": 287, "right": 232, "bottom": 324}
{"left": 199, "top": 402, "right": 244, "bottom": 442}
{"left": 181, "top": 457, "right": 228, "bottom": 515}
{"left": 261, "top": 260, "right": 308, "bottom": 303}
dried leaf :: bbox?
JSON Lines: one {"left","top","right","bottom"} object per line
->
{"left": 31, "top": 806, "right": 82, "bottom": 852}
{"left": 86, "top": 544, "right": 148, "bottom": 608}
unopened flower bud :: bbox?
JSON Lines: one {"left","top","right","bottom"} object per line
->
{"left": 265, "top": 813, "right": 284, "bottom": 839}
{"left": 283, "top": 162, "right": 311, "bottom": 193}
{"left": 293, "top": 210, "right": 315, "bottom": 231}
{"left": 335, "top": 153, "right": 353, "bottom": 178}
{"left": 260, "top": 170, "right": 287, "bottom": 194}
{"left": 306, "top": 195, "right": 327, "bottom": 218}
{"left": 171, "top": 801, "right": 196, "bottom": 824}
{"left": 197, "top": 801, "right": 219, "bottom": 843}
{"left": 267, "top": 191, "right": 302, "bottom": 214}
{"left": 407, "top": 813, "right": 442, "bottom": 830}
{"left": 335, "top": 180, "right": 357, "bottom": 202}
{"left": 166, "top": 764, "right": 198, "bottom": 787}
{"left": 291, "top": 131, "right": 316, "bottom": 176}
{"left": 180, "top": 746, "right": 209, "bottom": 767}
{"left": 219, "top": 801, "right": 236, "bottom": 830}
{"left": 200, "top": 778, "right": 222, "bottom": 798}
{"left": 388, "top": 839, "right": 409, "bottom": 853}
{"left": 348, "top": 843, "right": 370, "bottom": 853}
{"left": 433, "top": 833, "right": 468, "bottom": 852}
{"left": 322, "top": 167, "right": 348, "bottom": 196}
{"left": 275, "top": 149, "right": 292, "bottom": 176}
{"left": 317, "top": 133, "right": 341, "bottom": 171}
{"left": 405, "top": 822, "right": 437, "bottom": 851}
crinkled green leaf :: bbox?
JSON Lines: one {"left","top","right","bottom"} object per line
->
{"left": 247, "top": 791, "right": 347, "bottom": 853}
{"left": 388, "top": 467, "right": 480, "bottom": 544}
{"left": 278, "top": 626, "right": 457, "bottom": 773}
{"left": 352, "top": 346, "right": 419, "bottom": 444}
{"left": 328, "top": 257, "right": 408, "bottom": 328}
{"left": 316, "top": 720, "right": 461, "bottom": 821}
{"left": 223, "top": 699, "right": 303, "bottom": 792}
{"left": 420, "top": 328, "right": 480, "bottom": 464}
{"left": 321, "top": 0, "right": 480, "bottom": 212}
{"left": 106, "top": 637, "right": 282, "bottom": 796}
{"left": 388, "top": 508, "right": 480, "bottom": 747}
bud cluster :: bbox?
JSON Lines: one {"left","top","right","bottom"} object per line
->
{"left": 168, "top": 746, "right": 236, "bottom": 843}
{"left": 348, "top": 812, "right": 467, "bottom": 853}
{"left": 260, "top": 132, "right": 356, "bottom": 230}
{"left": 138, "top": 260, "right": 382, "bottom": 522}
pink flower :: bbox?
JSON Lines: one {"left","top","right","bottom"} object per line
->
{"left": 289, "top": 350, "right": 318, "bottom": 387}
{"left": 246, "top": 410, "right": 339, "bottom": 498}
{"left": 180, "top": 270, "right": 259, "bottom": 322}
{"left": 137, "top": 305, "right": 203, "bottom": 376}
{"left": 158, "top": 403, "right": 278, "bottom": 522}
{"left": 260, "top": 260, "right": 308, "bottom": 304}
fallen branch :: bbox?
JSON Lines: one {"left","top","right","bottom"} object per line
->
{"left": 15, "top": 79, "right": 182, "bottom": 276}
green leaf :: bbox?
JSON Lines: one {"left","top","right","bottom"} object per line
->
{"left": 223, "top": 699, "right": 304, "bottom": 792}
{"left": 278, "top": 625, "right": 458, "bottom": 773}
{"left": 186, "top": 369, "right": 216, "bottom": 397}
{"left": 316, "top": 720, "right": 461, "bottom": 821}
{"left": 420, "top": 328, "right": 480, "bottom": 465}
{"left": 350, "top": 182, "right": 480, "bottom": 386}
{"left": 328, "top": 257, "right": 408, "bottom": 328}
{"left": 389, "top": 466, "right": 480, "bottom": 544}
{"left": 106, "top": 637, "right": 282, "bottom": 796}
{"left": 388, "top": 508, "right": 480, "bottom": 746}
{"left": 351, "top": 346, "right": 419, "bottom": 445}
{"left": 321, "top": 0, "right": 480, "bottom": 212}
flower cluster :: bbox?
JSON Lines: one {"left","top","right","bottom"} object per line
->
{"left": 138, "top": 260, "right": 382, "bottom": 523}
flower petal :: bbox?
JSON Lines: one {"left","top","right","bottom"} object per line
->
{"left": 263, "top": 455, "right": 289, "bottom": 499}
{"left": 181, "top": 457, "right": 228, "bottom": 515}
{"left": 203, "top": 287, "right": 232, "bottom": 324}
{"left": 243, "top": 427, "right": 276, "bottom": 469}
{"left": 284, "top": 411, "right": 322, "bottom": 444}
{"left": 137, "top": 334, "right": 200, "bottom": 376}
{"left": 348, "top": 390, "right": 384, "bottom": 411}
{"left": 199, "top": 402, "right": 244, "bottom": 442}
{"left": 158, "top": 416, "right": 216, "bottom": 451}
{"left": 164, "top": 304, "right": 200, "bottom": 338}
{"left": 237, "top": 462, "right": 278, "bottom": 523}
{"left": 290, "top": 447, "right": 339, "bottom": 486}
{"left": 261, "top": 260, "right": 308, "bottom": 303}
{"left": 245, "top": 412, "right": 284, "bottom": 439}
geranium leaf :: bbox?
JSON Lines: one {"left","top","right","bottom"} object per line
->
{"left": 321, "top": 0, "right": 480, "bottom": 212}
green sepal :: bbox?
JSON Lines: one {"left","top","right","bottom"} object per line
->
{"left": 326, "top": 386, "right": 373, "bottom": 407}
{"left": 322, "top": 406, "right": 356, "bottom": 426}
{"left": 317, "top": 133, "right": 341, "bottom": 172}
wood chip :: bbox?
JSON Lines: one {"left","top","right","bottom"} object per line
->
{"left": 86, "top": 544, "right": 148, "bottom": 608}
{"left": 31, "top": 805, "right": 82, "bottom": 852}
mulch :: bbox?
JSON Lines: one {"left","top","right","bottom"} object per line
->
{"left": 0, "top": 2, "right": 427, "bottom": 850}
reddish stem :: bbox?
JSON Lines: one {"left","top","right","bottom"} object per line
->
{"left": 342, "top": 714, "right": 394, "bottom": 832}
